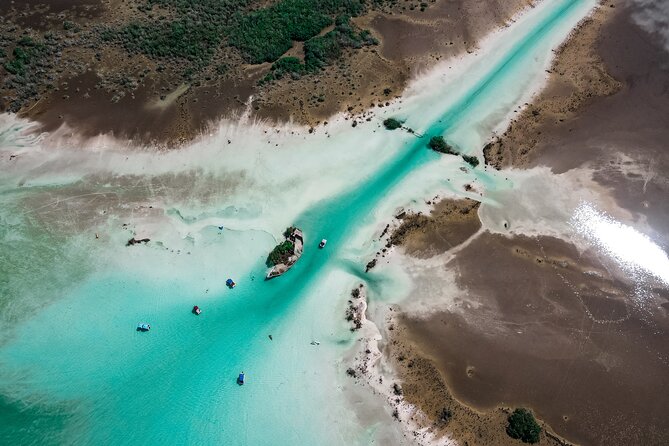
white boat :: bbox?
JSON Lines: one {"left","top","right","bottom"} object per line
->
{"left": 319, "top": 239, "right": 327, "bottom": 249}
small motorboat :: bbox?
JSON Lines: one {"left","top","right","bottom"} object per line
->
{"left": 237, "top": 372, "right": 245, "bottom": 385}
{"left": 192, "top": 305, "right": 201, "bottom": 315}
{"left": 319, "top": 239, "right": 327, "bottom": 249}
{"left": 226, "top": 278, "right": 236, "bottom": 288}
{"left": 137, "top": 323, "right": 151, "bottom": 332}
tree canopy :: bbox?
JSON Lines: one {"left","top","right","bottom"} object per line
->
{"left": 428, "top": 136, "right": 456, "bottom": 155}
{"left": 506, "top": 408, "right": 541, "bottom": 444}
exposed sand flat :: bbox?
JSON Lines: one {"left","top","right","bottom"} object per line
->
{"left": 389, "top": 198, "right": 481, "bottom": 258}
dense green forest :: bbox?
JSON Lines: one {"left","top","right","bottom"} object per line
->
{"left": 103, "top": 0, "right": 376, "bottom": 80}
{"left": 263, "top": 15, "right": 377, "bottom": 83}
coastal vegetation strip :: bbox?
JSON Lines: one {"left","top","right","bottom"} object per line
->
{"left": 102, "top": 0, "right": 377, "bottom": 79}
{"left": 1, "top": 34, "right": 58, "bottom": 111}
{"left": 1, "top": 0, "right": 389, "bottom": 115}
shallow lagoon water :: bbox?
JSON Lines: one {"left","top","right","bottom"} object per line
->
{"left": 0, "top": 1, "right": 597, "bottom": 444}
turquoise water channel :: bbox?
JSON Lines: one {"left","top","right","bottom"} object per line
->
{"left": 0, "top": 1, "right": 595, "bottom": 444}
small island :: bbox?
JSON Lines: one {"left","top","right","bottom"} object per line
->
{"left": 428, "top": 136, "right": 480, "bottom": 168}
{"left": 266, "top": 226, "right": 304, "bottom": 279}
{"left": 462, "top": 154, "right": 480, "bottom": 167}
{"left": 428, "top": 135, "right": 457, "bottom": 155}
{"left": 383, "top": 118, "right": 403, "bottom": 130}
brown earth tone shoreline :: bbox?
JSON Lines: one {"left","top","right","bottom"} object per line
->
{"left": 386, "top": 316, "right": 575, "bottom": 446}
{"left": 254, "top": 0, "right": 533, "bottom": 126}
{"left": 396, "top": 232, "right": 669, "bottom": 445}
{"left": 483, "top": 2, "right": 621, "bottom": 169}
{"left": 1, "top": 0, "right": 532, "bottom": 146}
{"left": 388, "top": 0, "right": 669, "bottom": 445}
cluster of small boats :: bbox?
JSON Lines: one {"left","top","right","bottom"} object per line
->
{"left": 134, "top": 229, "right": 328, "bottom": 385}
{"left": 136, "top": 276, "right": 237, "bottom": 331}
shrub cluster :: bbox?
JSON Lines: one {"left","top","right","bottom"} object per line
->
{"left": 462, "top": 154, "right": 479, "bottom": 167}
{"left": 506, "top": 408, "right": 541, "bottom": 444}
{"left": 428, "top": 136, "right": 456, "bottom": 155}
{"left": 1, "top": 34, "right": 56, "bottom": 111}
{"left": 3, "top": 37, "right": 47, "bottom": 76}
{"left": 383, "top": 118, "right": 402, "bottom": 130}
{"left": 267, "top": 240, "right": 295, "bottom": 266}
{"left": 263, "top": 15, "right": 377, "bottom": 83}
{"left": 103, "top": 0, "right": 372, "bottom": 80}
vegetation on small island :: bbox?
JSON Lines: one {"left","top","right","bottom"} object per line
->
{"left": 282, "top": 226, "right": 297, "bottom": 238}
{"left": 506, "top": 408, "right": 542, "bottom": 444}
{"left": 267, "top": 239, "right": 295, "bottom": 267}
{"left": 383, "top": 118, "right": 403, "bottom": 130}
{"left": 265, "top": 226, "right": 301, "bottom": 266}
{"left": 427, "top": 136, "right": 480, "bottom": 167}
{"left": 462, "top": 154, "right": 479, "bottom": 167}
{"left": 428, "top": 136, "right": 456, "bottom": 155}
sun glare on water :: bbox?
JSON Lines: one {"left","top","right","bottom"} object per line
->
{"left": 571, "top": 202, "right": 669, "bottom": 286}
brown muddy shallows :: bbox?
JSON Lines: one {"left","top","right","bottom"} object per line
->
{"left": 24, "top": 69, "right": 258, "bottom": 147}
{"left": 386, "top": 320, "right": 572, "bottom": 446}
{"left": 483, "top": 0, "right": 669, "bottom": 245}
{"left": 539, "top": 0, "right": 669, "bottom": 249}
{"left": 389, "top": 198, "right": 481, "bottom": 257}
{"left": 399, "top": 232, "right": 669, "bottom": 445}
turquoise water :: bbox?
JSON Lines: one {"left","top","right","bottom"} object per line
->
{"left": 0, "top": 1, "right": 595, "bottom": 444}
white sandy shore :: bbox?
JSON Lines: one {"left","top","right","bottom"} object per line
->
{"left": 344, "top": 282, "right": 457, "bottom": 446}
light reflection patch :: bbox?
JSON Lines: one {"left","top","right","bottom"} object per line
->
{"left": 571, "top": 202, "right": 669, "bottom": 286}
